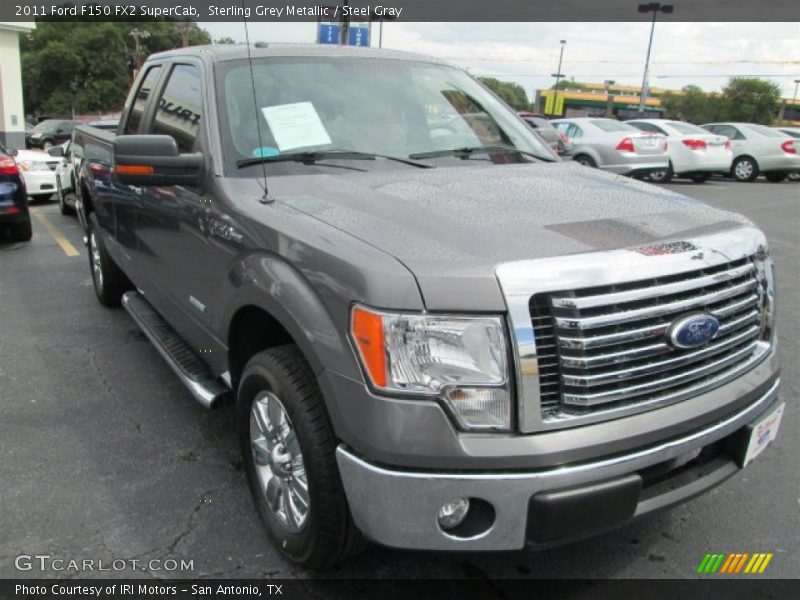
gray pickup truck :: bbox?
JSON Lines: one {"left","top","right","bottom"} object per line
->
{"left": 74, "top": 44, "right": 782, "bottom": 568}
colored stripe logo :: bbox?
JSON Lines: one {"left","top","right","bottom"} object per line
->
{"left": 697, "top": 552, "right": 774, "bottom": 574}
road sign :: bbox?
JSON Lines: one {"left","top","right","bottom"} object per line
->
{"left": 348, "top": 24, "right": 370, "bottom": 47}
{"left": 318, "top": 22, "right": 341, "bottom": 45}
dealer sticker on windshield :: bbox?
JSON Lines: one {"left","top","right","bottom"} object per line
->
{"left": 742, "top": 403, "right": 784, "bottom": 467}
{"left": 261, "top": 102, "right": 332, "bottom": 152}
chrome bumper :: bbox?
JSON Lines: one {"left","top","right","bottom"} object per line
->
{"left": 337, "top": 378, "right": 779, "bottom": 551}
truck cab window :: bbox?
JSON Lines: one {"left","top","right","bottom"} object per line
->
{"left": 124, "top": 66, "right": 162, "bottom": 135}
{"left": 151, "top": 64, "right": 203, "bottom": 153}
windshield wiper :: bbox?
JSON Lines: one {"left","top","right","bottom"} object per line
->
{"left": 409, "top": 145, "right": 553, "bottom": 162}
{"left": 237, "top": 149, "right": 432, "bottom": 169}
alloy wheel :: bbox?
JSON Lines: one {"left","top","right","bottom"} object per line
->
{"left": 89, "top": 232, "right": 103, "bottom": 291}
{"left": 250, "top": 391, "right": 310, "bottom": 533}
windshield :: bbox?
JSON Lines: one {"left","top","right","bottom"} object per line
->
{"left": 590, "top": 119, "right": 638, "bottom": 133}
{"left": 667, "top": 121, "right": 708, "bottom": 135}
{"left": 218, "top": 57, "right": 553, "bottom": 174}
{"left": 31, "top": 120, "right": 61, "bottom": 134}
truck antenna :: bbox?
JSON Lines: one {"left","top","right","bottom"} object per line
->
{"left": 241, "top": 8, "right": 273, "bottom": 204}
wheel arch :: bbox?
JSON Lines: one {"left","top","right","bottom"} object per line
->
{"left": 222, "top": 253, "right": 361, "bottom": 391}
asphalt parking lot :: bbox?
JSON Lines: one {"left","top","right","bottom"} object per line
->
{"left": 1, "top": 179, "right": 797, "bottom": 582}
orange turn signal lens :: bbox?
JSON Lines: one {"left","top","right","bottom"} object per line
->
{"left": 351, "top": 306, "right": 387, "bottom": 388}
{"left": 115, "top": 164, "right": 154, "bottom": 175}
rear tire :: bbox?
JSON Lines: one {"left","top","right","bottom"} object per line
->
{"left": 58, "top": 179, "right": 74, "bottom": 215}
{"left": 9, "top": 218, "right": 32, "bottom": 242}
{"left": 238, "top": 345, "right": 367, "bottom": 569}
{"left": 573, "top": 154, "right": 597, "bottom": 168}
{"left": 690, "top": 173, "right": 712, "bottom": 183}
{"left": 764, "top": 172, "right": 787, "bottom": 183}
{"left": 87, "top": 213, "right": 132, "bottom": 307}
{"left": 732, "top": 156, "right": 759, "bottom": 182}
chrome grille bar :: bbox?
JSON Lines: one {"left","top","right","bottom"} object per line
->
{"left": 554, "top": 279, "right": 757, "bottom": 330}
{"left": 550, "top": 262, "right": 755, "bottom": 310}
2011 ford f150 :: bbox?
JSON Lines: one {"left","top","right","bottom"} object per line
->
{"left": 73, "top": 44, "right": 782, "bottom": 568}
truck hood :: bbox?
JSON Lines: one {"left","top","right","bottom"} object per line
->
{"left": 273, "top": 161, "right": 752, "bottom": 310}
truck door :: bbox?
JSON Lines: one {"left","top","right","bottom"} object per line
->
{"left": 111, "top": 64, "right": 164, "bottom": 281}
{"left": 135, "top": 62, "right": 231, "bottom": 365}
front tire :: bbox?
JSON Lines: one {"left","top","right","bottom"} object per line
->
{"left": 648, "top": 163, "right": 673, "bottom": 184}
{"left": 764, "top": 172, "right": 787, "bottom": 183}
{"left": 732, "top": 156, "right": 759, "bottom": 182}
{"left": 238, "top": 345, "right": 366, "bottom": 569}
{"left": 87, "top": 213, "right": 132, "bottom": 307}
{"left": 691, "top": 173, "right": 712, "bottom": 183}
{"left": 573, "top": 154, "right": 597, "bottom": 168}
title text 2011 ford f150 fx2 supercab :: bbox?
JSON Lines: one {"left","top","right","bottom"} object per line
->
{"left": 73, "top": 45, "right": 782, "bottom": 568}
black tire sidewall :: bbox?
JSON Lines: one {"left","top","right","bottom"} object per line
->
{"left": 237, "top": 349, "right": 339, "bottom": 566}
{"left": 574, "top": 155, "right": 596, "bottom": 168}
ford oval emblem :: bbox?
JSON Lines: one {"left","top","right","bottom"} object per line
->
{"left": 667, "top": 314, "right": 720, "bottom": 349}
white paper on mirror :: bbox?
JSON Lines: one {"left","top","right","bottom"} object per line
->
{"left": 261, "top": 102, "right": 332, "bottom": 152}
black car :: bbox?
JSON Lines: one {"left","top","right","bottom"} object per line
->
{"left": 0, "top": 142, "right": 32, "bottom": 242}
{"left": 25, "top": 119, "right": 77, "bottom": 150}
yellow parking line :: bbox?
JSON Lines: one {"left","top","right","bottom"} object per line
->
{"left": 30, "top": 208, "right": 80, "bottom": 257}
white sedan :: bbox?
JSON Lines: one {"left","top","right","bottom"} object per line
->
{"left": 14, "top": 148, "right": 61, "bottom": 200}
{"left": 626, "top": 119, "right": 732, "bottom": 183}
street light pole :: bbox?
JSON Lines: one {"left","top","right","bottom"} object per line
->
{"left": 793, "top": 79, "right": 800, "bottom": 107}
{"left": 637, "top": 3, "right": 673, "bottom": 117}
{"left": 550, "top": 39, "right": 566, "bottom": 116}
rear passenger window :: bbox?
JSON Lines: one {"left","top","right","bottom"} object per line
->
{"left": 151, "top": 65, "right": 203, "bottom": 153}
{"left": 124, "top": 66, "right": 162, "bottom": 135}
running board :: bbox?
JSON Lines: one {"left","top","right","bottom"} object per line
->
{"left": 122, "top": 291, "right": 230, "bottom": 408}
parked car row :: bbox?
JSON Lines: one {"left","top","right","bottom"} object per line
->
{"left": 526, "top": 114, "right": 798, "bottom": 184}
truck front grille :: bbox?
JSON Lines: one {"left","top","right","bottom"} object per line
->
{"left": 531, "top": 257, "right": 769, "bottom": 421}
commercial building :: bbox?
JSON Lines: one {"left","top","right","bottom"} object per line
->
{"left": 0, "top": 22, "right": 35, "bottom": 149}
{"left": 534, "top": 82, "right": 800, "bottom": 124}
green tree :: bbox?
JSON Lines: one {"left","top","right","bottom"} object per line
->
{"left": 719, "top": 77, "right": 782, "bottom": 124}
{"left": 551, "top": 80, "right": 589, "bottom": 91}
{"left": 478, "top": 77, "right": 529, "bottom": 111}
{"left": 21, "top": 21, "right": 211, "bottom": 116}
{"left": 661, "top": 85, "right": 721, "bottom": 124}
{"left": 214, "top": 36, "right": 237, "bottom": 44}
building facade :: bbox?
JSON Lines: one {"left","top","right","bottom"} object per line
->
{"left": 0, "top": 22, "right": 35, "bottom": 149}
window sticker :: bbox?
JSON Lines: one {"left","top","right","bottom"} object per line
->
{"left": 260, "top": 102, "right": 332, "bottom": 152}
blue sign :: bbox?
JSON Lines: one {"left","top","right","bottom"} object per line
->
{"left": 348, "top": 25, "right": 370, "bottom": 47}
{"left": 318, "top": 22, "right": 341, "bottom": 45}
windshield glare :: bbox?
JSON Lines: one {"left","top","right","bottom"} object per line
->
{"left": 219, "top": 57, "right": 552, "bottom": 171}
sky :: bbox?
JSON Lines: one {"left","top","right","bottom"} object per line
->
{"left": 202, "top": 21, "right": 800, "bottom": 102}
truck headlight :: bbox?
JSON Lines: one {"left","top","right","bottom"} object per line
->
{"left": 350, "top": 305, "right": 512, "bottom": 431}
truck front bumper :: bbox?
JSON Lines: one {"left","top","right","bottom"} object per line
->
{"left": 337, "top": 378, "right": 780, "bottom": 552}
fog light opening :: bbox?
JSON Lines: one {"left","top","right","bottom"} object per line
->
{"left": 436, "top": 497, "right": 495, "bottom": 539}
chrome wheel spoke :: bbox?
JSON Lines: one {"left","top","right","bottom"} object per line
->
{"left": 249, "top": 390, "right": 310, "bottom": 533}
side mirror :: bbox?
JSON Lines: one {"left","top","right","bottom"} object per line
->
{"left": 113, "top": 135, "right": 203, "bottom": 187}
{"left": 48, "top": 146, "right": 64, "bottom": 157}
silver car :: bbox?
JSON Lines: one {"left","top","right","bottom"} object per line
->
{"left": 701, "top": 122, "right": 800, "bottom": 182}
{"left": 552, "top": 118, "right": 668, "bottom": 177}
